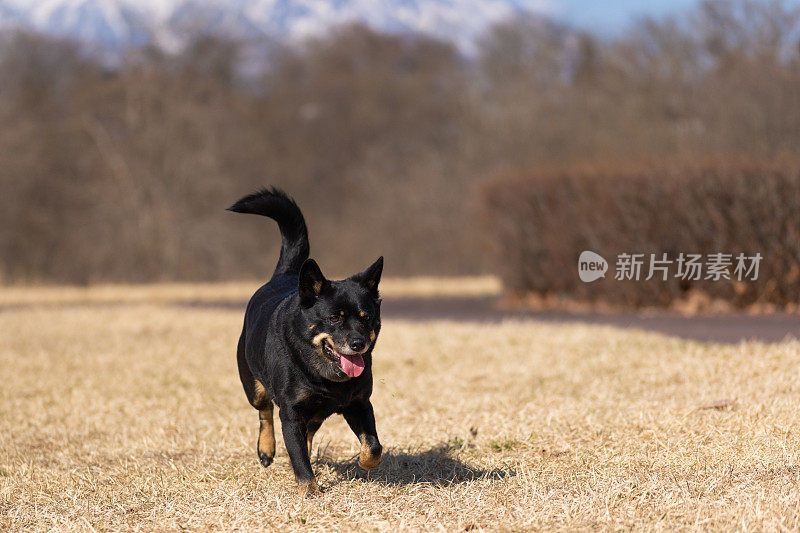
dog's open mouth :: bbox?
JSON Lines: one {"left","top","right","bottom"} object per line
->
{"left": 323, "top": 340, "right": 365, "bottom": 378}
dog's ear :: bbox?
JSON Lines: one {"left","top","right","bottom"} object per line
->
{"left": 351, "top": 256, "right": 383, "bottom": 296}
{"left": 299, "top": 259, "right": 327, "bottom": 307}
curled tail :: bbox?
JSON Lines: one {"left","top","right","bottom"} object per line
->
{"left": 228, "top": 187, "right": 309, "bottom": 277}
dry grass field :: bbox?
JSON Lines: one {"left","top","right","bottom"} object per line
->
{"left": 1, "top": 282, "right": 799, "bottom": 531}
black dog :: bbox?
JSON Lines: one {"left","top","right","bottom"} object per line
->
{"left": 228, "top": 188, "right": 383, "bottom": 497}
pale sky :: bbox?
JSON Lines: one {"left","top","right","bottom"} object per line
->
{"left": 517, "top": 0, "right": 704, "bottom": 34}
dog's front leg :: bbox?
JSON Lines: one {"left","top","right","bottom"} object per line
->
{"left": 342, "top": 401, "right": 382, "bottom": 470}
{"left": 279, "top": 408, "right": 318, "bottom": 497}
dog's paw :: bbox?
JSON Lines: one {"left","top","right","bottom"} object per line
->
{"left": 358, "top": 447, "right": 382, "bottom": 470}
{"left": 258, "top": 452, "right": 274, "bottom": 468}
{"left": 297, "top": 480, "right": 320, "bottom": 498}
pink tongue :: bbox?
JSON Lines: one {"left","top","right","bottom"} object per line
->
{"left": 339, "top": 353, "right": 365, "bottom": 378}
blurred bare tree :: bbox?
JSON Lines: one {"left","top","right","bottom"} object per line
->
{"left": 0, "top": 0, "right": 798, "bottom": 283}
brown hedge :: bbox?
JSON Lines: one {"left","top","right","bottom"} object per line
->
{"left": 480, "top": 163, "right": 800, "bottom": 310}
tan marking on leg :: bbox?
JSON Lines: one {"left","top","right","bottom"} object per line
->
{"left": 298, "top": 479, "right": 320, "bottom": 498}
{"left": 358, "top": 435, "right": 382, "bottom": 470}
{"left": 258, "top": 405, "right": 275, "bottom": 462}
{"left": 307, "top": 429, "right": 316, "bottom": 457}
{"left": 253, "top": 380, "right": 269, "bottom": 406}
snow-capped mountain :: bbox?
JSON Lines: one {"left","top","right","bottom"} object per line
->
{"left": 0, "top": 0, "right": 554, "bottom": 52}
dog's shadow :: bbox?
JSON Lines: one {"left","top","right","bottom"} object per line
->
{"left": 317, "top": 441, "right": 513, "bottom": 486}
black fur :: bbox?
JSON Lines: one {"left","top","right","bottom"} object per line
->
{"left": 229, "top": 188, "right": 383, "bottom": 495}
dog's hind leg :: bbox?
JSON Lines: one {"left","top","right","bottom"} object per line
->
{"left": 250, "top": 376, "right": 275, "bottom": 467}
{"left": 257, "top": 399, "right": 276, "bottom": 467}
{"left": 237, "top": 328, "right": 275, "bottom": 467}
{"left": 246, "top": 376, "right": 275, "bottom": 467}
{"left": 250, "top": 377, "right": 276, "bottom": 467}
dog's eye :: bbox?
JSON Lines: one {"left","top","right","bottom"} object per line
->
{"left": 329, "top": 314, "right": 341, "bottom": 324}
{"left": 362, "top": 313, "right": 371, "bottom": 321}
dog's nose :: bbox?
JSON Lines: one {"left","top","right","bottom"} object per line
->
{"left": 348, "top": 336, "right": 367, "bottom": 352}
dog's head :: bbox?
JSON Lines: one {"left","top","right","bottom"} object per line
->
{"left": 296, "top": 256, "right": 383, "bottom": 382}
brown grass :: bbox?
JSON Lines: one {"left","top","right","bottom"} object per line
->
{"left": 1, "top": 285, "right": 799, "bottom": 531}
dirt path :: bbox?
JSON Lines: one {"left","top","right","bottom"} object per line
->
{"left": 380, "top": 296, "right": 800, "bottom": 344}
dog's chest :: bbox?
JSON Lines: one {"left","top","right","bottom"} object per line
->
{"left": 294, "top": 381, "right": 363, "bottom": 413}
